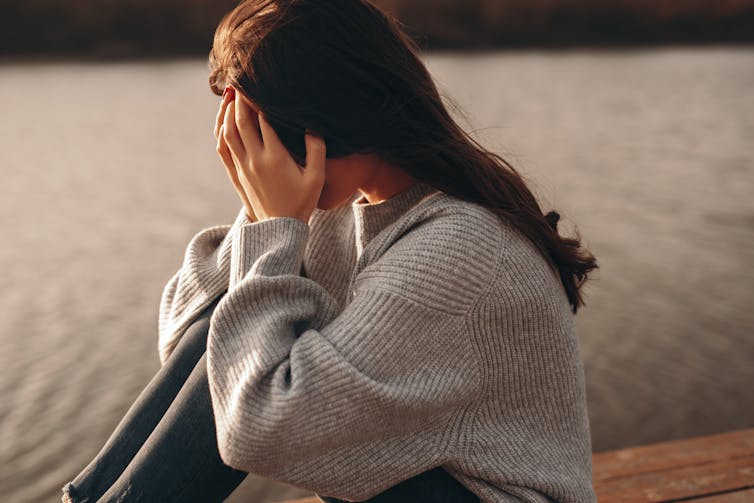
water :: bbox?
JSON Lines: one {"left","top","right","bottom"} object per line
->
{"left": 1, "top": 46, "right": 752, "bottom": 502}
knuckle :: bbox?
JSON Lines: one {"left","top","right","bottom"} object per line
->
{"left": 222, "top": 126, "right": 232, "bottom": 141}
{"left": 235, "top": 115, "right": 250, "bottom": 130}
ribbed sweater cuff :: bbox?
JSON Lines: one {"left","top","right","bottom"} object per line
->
{"left": 229, "top": 216, "right": 310, "bottom": 289}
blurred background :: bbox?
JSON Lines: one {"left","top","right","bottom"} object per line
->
{"left": 1, "top": 1, "right": 753, "bottom": 502}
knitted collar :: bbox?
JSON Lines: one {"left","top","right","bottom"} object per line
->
{"left": 351, "top": 181, "right": 441, "bottom": 256}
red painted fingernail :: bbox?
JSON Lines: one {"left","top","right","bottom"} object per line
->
{"left": 223, "top": 86, "right": 236, "bottom": 101}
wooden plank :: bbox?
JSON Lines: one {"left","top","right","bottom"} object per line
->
{"left": 693, "top": 488, "right": 754, "bottom": 502}
{"left": 593, "top": 427, "right": 754, "bottom": 481}
{"left": 593, "top": 427, "right": 754, "bottom": 502}
{"left": 594, "top": 455, "right": 754, "bottom": 502}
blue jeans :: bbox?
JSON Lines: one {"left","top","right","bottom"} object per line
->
{"left": 61, "top": 295, "right": 480, "bottom": 503}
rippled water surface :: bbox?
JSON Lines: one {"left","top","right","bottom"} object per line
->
{"left": 1, "top": 47, "right": 753, "bottom": 502}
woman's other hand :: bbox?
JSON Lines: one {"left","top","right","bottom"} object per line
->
{"left": 216, "top": 86, "right": 326, "bottom": 225}
{"left": 215, "top": 87, "right": 258, "bottom": 222}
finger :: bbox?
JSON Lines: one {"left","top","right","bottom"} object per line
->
{"left": 214, "top": 89, "right": 233, "bottom": 140}
{"left": 223, "top": 99, "right": 247, "bottom": 164}
{"left": 217, "top": 127, "right": 254, "bottom": 208}
{"left": 257, "top": 112, "right": 287, "bottom": 158}
{"left": 304, "top": 131, "right": 327, "bottom": 181}
{"left": 216, "top": 126, "right": 237, "bottom": 178}
{"left": 217, "top": 125, "right": 241, "bottom": 185}
{"left": 234, "top": 92, "right": 264, "bottom": 156}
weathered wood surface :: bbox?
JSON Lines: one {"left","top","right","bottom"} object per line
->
{"left": 278, "top": 427, "right": 754, "bottom": 503}
{"left": 593, "top": 427, "right": 754, "bottom": 502}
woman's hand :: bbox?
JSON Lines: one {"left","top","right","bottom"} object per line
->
{"left": 215, "top": 86, "right": 326, "bottom": 224}
{"left": 215, "top": 87, "right": 257, "bottom": 222}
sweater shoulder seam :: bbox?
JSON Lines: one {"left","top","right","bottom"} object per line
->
{"left": 455, "top": 216, "right": 510, "bottom": 466}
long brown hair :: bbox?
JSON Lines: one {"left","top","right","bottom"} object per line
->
{"left": 207, "top": 0, "right": 598, "bottom": 314}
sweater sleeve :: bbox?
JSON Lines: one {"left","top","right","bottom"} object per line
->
{"left": 157, "top": 206, "right": 254, "bottom": 366}
{"left": 207, "top": 214, "right": 498, "bottom": 501}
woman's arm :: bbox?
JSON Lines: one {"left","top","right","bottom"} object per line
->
{"left": 206, "top": 213, "right": 502, "bottom": 501}
{"left": 157, "top": 205, "right": 254, "bottom": 366}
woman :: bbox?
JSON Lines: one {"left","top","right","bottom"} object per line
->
{"left": 61, "top": 0, "right": 599, "bottom": 501}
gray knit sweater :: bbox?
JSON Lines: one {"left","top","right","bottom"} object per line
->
{"left": 158, "top": 181, "right": 596, "bottom": 502}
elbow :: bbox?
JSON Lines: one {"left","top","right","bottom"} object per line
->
{"left": 212, "top": 376, "right": 299, "bottom": 472}
{"left": 217, "top": 446, "right": 242, "bottom": 471}
{"left": 214, "top": 419, "right": 281, "bottom": 473}
{"left": 216, "top": 429, "right": 251, "bottom": 472}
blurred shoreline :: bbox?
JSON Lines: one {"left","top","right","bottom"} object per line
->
{"left": 2, "top": 41, "right": 753, "bottom": 66}
{"left": 2, "top": 0, "right": 753, "bottom": 58}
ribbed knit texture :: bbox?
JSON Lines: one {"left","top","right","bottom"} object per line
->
{"left": 158, "top": 181, "right": 596, "bottom": 502}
